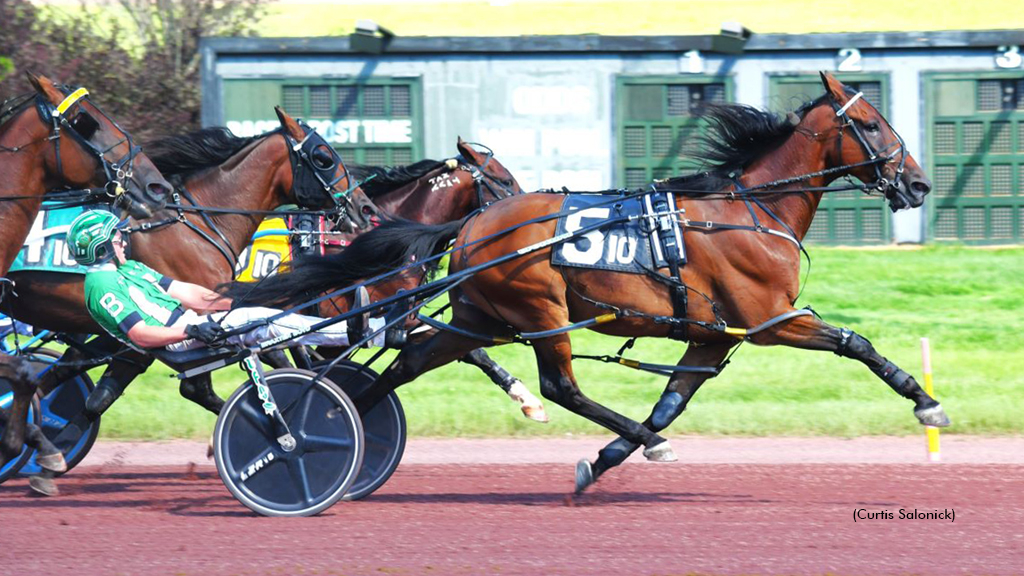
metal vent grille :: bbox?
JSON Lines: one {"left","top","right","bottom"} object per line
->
{"left": 705, "top": 83, "right": 726, "bottom": 104}
{"left": 309, "top": 86, "right": 331, "bottom": 117}
{"left": 652, "top": 126, "right": 673, "bottom": 156}
{"left": 962, "top": 165, "right": 985, "bottom": 196}
{"left": 989, "top": 121, "right": 1013, "bottom": 153}
{"left": 978, "top": 80, "right": 1003, "bottom": 111}
{"left": 1019, "top": 122, "right": 1024, "bottom": 152}
{"left": 851, "top": 82, "right": 882, "bottom": 108}
{"left": 364, "top": 148, "right": 387, "bottom": 166}
{"left": 677, "top": 127, "right": 700, "bottom": 158}
{"left": 933, "top": 165, "right": 958, "bottom": 197}
{"left": 962, "top": 123, "right": 985, "bottom": 154}
{"left": 390, "top": 85, "right": 411, "bottom": 116}
{"left": 834, "top": 210, "right": 856, "bottom": 241}
{"left": 391, "top": 148, "right": 413, "bottom": 165}
{"left": 991, "top": 206, "right": 1013, "bottom": 238}
{"left": 666, "top": 86, "right": 690, "bottom": 117}
{"left": 624, "top": 127, "right": 646, "bottom": 157}
{"left": 282, "top": 87, "right": 304, "bottom": 116}
{"left": 625, "top": 168, "right": 648, "bottom": 189}
{"left": 861, "top": 208, "right": 884, "bottom": 240}
{"left": 339, "top": 148, "right": 357, "bottom": 165}
{"left": 934, "top": 123, "right": 957, "bottom": 155}
{"left": 963, "top": 207, "right": 986, "bottom": 238}
{"left": 805, "top": 216, "right": 829, "bottom": 242}
{"left": 652, "top": 168, "right": 672, "bottom": 181}
{"left": 363, "top": 86, "right": 386, "bottom": 116}
{"left": 335, "top": 87, "right": 357, "bottom": 117}
{"left": 991, "top": 165, "right": 1013, "bottom": 196}
{"left": 934, "top": 207, "right": 959, "bottom": 239}
{"left": 1018, "top": 80, "right": 1024, "bottom": 110}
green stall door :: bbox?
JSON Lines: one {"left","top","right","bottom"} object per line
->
{"left": 927, "top": 73, "right": 1024, "bottom": 243}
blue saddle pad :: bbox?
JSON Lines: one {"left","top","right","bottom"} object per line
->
{"left": 550, "top": 192, "right": 683, "bottom": 274}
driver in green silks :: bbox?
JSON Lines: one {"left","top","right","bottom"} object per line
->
{"left": 52, "top": 210, "right": 391, "bottom": 455}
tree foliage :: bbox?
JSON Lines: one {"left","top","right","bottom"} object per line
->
{"left": 0, "top": 0, "right": 267, "bottom": 142}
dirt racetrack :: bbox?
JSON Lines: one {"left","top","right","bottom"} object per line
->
{"left": 2, "top": 436, "right": 1022, "bottom": 576}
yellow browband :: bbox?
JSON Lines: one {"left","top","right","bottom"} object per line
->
{"left": 53, "top": 87, "right": 90, "bottom": 117}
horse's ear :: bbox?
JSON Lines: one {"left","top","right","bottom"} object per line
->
{"left": 820, "top": 71, "right": 848, "bottom": 103}
{"left": 456, "top": 137, "right": 484, "bottom": 164}
{"left": 274, "top": 105, "right": 305, "bottom": 140}
{"left": 26, "top": 71, "right": 64, "bottom": 106}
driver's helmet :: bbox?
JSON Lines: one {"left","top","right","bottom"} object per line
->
{"left": 67, "top": 210, "right": 124, "bottom": 266}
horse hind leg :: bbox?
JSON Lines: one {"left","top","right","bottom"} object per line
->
{"left": 577, "top": 341, "right": 735, "bottom": 494}
{"left": 754, "top": 312, "right": 949, "bottom": 427}
{"left": 533, "top": 334, "right": 668, "bottom": 463}
{"left": 0, "top": 355, "right": 37, "bottom": 467}
{"left": 460, "top": 348, "right": 548, "bottom": 423}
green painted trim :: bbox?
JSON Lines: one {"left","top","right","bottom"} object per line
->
{"left": 614, "top": 74, "right": 735, "bottom": 188}
{"left": 923, "top": 70, "right": 1024, "bottom": 244}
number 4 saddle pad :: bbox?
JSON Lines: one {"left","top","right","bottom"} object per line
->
{"left": 550, "top": 191, "right": 685, "bottom": 274}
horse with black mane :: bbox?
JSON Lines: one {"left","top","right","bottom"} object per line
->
{"left": 225, "top": 73, "right": 947, "bottom": 493}
{"left": 0, "top": 72, "right": 171, "bottom": 489}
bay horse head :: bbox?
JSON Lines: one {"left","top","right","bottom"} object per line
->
{"left": 23, "top": 72, "right": 171, "bottom": 218}
{"left": 816, "top": 72, "right": 931, "bottom": 211}
{"left": 455, "top": 137, "right": 524, "bottom": 206}
{"left": 273, "top": 106, "right": 378, "bottom": 231}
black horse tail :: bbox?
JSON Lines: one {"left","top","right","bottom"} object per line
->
{"left": 220, "top": 217, "right": 466, "bottom": 308}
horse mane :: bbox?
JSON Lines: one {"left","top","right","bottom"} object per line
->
{"left": 657, "top": 90, "right": 840, "bottom": 194}
{"left": 0, "top": 93, "right": 36, "bottom": 128}
{"left": 348, "top": 159, "right": 447, "bottom": 198}
{"left": 146, "top": 127, "right": 271, "bottom": 179}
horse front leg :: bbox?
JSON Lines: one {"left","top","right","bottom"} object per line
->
{"left": 0, "top": 355, "right": 37, "bottom": 467}
{"left": 179, "top": 373, "right": 224, "bottom": 415}
{"left": 459, "top": 348, "right": 548, "bottom": 422}
{"left": 753, "top": 312, "right": 949, "bottom": 426}
{"left": 533, "top": 334, "right": 669, "bottom": 459}
{"left": 576, "top": 341, "right": 735, "bottom": 493}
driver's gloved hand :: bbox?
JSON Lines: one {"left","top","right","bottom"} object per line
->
{"left": 185, "top": 321, "right": 226, "bottom": 345}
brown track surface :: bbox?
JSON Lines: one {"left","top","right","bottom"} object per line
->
{"left": 1, "top": 439, "right": 1022, "bottom": 575}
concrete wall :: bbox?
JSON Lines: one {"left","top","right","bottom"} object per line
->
{"left": 209, "top": 44, "right": 1022, "bottom": 243}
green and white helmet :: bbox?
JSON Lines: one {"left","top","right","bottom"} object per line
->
{"left": 67, "top": 210, "right": 123, "bottom": 266}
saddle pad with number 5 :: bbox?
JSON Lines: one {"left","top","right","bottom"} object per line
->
{"left": 550, "top": 192, "right": 683, "bottom": 274}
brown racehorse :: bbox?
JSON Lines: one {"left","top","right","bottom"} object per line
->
{"left": 226, "top": 73, "right": 947, "bottom": 493}
{"left": 0, "top": 72, "right": 171, "bottom": 475}
{"left": 312, "top": 139, "right": 545, "bottom": 420}
{"left": 5, "top": 107, "right": 375, "bottom": 434}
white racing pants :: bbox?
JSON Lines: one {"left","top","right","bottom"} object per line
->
{"left": 165, "top": 306, "right": 385, "bottom": 352}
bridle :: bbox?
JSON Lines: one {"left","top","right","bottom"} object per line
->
{"left": 455, "top": 142, "right": 520, "bottom": 207}
{"left": 283, "top": 120, "right": 371, "bottom": 231}
{"left": 32, "top": 86, "right": 143, "bottom": 211}
{"left": 826, "top": 90, "right": 908, "bottom": 198}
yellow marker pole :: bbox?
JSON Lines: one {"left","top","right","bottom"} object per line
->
{"left": 920, "top": 337, "right": 941, "bottom": 462}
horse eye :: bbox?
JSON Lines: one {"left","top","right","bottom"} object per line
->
{"left": 71, "top": 113, "right": 99, "bottom": 139}
{"left": 866, "top": 122, "right": 881, "bottom": 133}
{"left": 311, "top": 147, "right": 334, "bottom": 170}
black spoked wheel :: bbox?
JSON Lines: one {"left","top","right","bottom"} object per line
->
{"left": 18, "top": 348, "right": 99, "bottom": 476}
{"left": 314, "top": 360, "right": 406, "bottom": 501}
{"left": 0, "top": 383, "right": 40, "bottom": 484}
{"left": 214, "top": 368, "right": 364, "bottom": 517}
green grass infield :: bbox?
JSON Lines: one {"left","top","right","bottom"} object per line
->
{"left": 86, "top": 244, "right": 1023, "bottom": 439}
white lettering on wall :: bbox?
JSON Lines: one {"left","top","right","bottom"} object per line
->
{"left": 511, "top": 86, "right": 594, "bottom": 116}
{"left": 226, "top": 119, "right": 412, "bottom": 144}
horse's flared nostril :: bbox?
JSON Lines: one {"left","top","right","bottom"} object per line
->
{"left": 911, "top": 180, "right": 931, "bottom": 195}
{"left": 147, "top": 181, "right": 172, "bottom": 204}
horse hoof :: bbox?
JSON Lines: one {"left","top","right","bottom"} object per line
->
{"left": 521, "top": 404, "right": 549, "bottom": 423}
{"left": 508, "top": 381, "right": 549, "bottom": 423}
{"left": 35, "top": 451, "right": 68, "bottom": 474}
{"left": 28, "top": 475, "right": 59, "bottom": 497}
{"left": 574, "top": 459, "right": 594, "bottom": 494}
{"left": 915, "top": 404, "right": 951, "bottom": 427}
{"left": 643, "top": 441, "right": 678, "bottom": 462}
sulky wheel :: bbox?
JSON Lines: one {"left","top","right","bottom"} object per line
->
{"left": 18, "top": 348, "right": 99, "bottom": 476}
{"left": 314, "top": 360, "right": 406, "bottom": 501}
{"left": 0, "top": 381, "right": 40, "bottom": 484}
{"left": 213, "top": 368, "right": 364, "bottom": 517}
